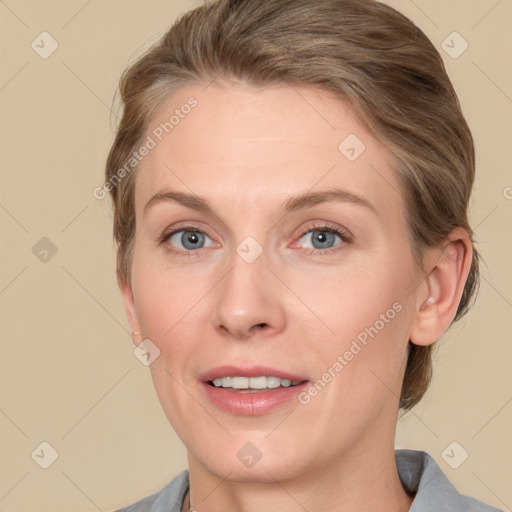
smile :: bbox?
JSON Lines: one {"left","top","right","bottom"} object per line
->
{"left": 209, "top": 376, "right": 302, "bottom": 390}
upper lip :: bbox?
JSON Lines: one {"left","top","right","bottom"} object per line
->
{"left": 200, "top": 365, "right": 309, "bottom": 383}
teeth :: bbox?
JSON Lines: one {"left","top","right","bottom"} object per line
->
{"left": 211, "top": 376, "right": 301, "bottom": 389}
{"left": 264, "top": 376, "right": 281, "bottom": 389}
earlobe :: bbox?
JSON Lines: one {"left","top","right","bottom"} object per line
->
{"left": 409, "top": 228, "right": 473, "bottom": 347}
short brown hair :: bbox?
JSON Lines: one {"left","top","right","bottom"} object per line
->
{"left": 105, "top": 0, "right": 479, "bottom": 411}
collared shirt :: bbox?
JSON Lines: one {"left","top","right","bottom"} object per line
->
{"left": 115, "top": 449, "right": 502, "bottom": 511}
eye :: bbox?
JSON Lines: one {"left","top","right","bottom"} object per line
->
{"left": 160, "top": 223, "right": 350, "bottom": 257}
{"left": 294, "top": 224, "right": 351, "bottom": 254}
{"left": 165, "top": 229, "right": 216, "bottom": 252}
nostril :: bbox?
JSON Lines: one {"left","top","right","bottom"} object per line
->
{"left": 256, "top": 323, "right": 268, "bottom": 329}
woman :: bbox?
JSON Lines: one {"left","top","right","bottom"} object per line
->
{"left": 105, "top": 0, "right": 501, "bottom": 510}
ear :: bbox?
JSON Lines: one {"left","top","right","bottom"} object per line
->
{"left": 409, "top": 228, "right": 473, "bottom": 346}
{"left": 117, "top": 270, "right": 141, "bottom": 345}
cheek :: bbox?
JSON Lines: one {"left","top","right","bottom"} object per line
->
{"left": 131, "top": 248, "right": 212, "bottom": 340}
{"left": 291, "top": 260, "right": 413, "bottom": 403}
{"left": 131, "top": 256, "right": 209, "bottom": 432}
{"left": 292, "top": 256, "right": 410, "bottom": 341}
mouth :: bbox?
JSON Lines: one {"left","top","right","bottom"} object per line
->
{"left": 199, "top": 365, "right": 310, "bottom": 415}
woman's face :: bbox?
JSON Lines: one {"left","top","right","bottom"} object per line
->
{"left": 124, "top": 82, "right": 427, "bottom": 481}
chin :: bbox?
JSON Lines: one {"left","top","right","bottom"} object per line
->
{"left": 187, "top": 432, "right": 319, "bottom": 484}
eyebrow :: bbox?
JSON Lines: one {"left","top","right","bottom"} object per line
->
{"left": 143, "top": 187, "right": 378, "bottom": 217}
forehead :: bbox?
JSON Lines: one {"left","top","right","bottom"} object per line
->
{"left": 135, "top": 82, "right": 403, "bottom": 219}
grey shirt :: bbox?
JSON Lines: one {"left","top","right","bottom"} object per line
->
{"left": 115, "top": 449, "right": 502, "bottom": 512}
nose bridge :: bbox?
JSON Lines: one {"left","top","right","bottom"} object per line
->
{"left": 211, "top": 243, "right": 286, "bottom": 339}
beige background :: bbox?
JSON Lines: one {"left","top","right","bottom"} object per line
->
{"left": 0, "top": 1, "right": 510, "bottom": 511}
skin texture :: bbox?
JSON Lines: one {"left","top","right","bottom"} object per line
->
{"left": 119, "top": 82, "right": 473, "bottom": 512}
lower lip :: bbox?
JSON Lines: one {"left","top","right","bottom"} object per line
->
{"left": 201, "top": 381, "right": 309, "bottom": 415}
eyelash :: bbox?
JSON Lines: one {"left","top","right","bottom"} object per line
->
{"left": 158, "top": 222, "right": 352, "bottom": 258}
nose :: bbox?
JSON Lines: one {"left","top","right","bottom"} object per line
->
{"left": 211, "top": 250, "right": 286, "bottom": 341}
